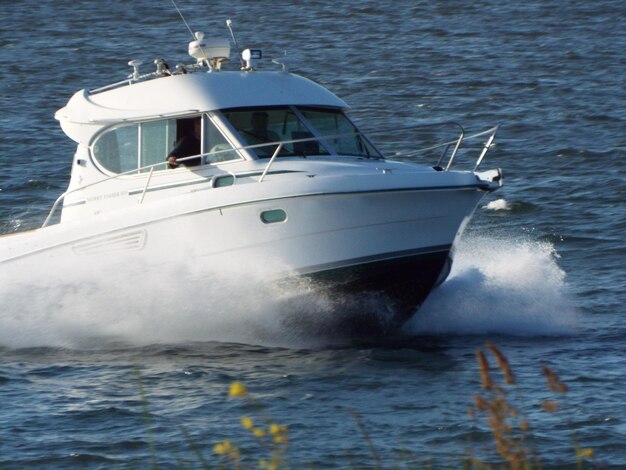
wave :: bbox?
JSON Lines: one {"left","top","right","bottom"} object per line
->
{"left": 482, "top": 198, "right": 538, "bottom": 214}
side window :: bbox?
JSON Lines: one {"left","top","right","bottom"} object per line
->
{"left": 141, "top": 119, "right": 176, "bottom": 172}
{"left": 92, "top": 115, "right": 242, "bottom": 174}
{"left": 94, "top": 122, "right": 170, "bottom": 174}
{"left": 93, "top": 124, "right": 138, "bottom": 173}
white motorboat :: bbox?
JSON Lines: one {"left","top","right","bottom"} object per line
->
{"left": 0, "top": 25, "right": 502, "bottom": 332}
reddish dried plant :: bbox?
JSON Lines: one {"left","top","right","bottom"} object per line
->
{"left": 470, "top": 345, "right": 535, "bottom": 469}
{"left": 470, "top": 345, "right": 595, "bottom": 469}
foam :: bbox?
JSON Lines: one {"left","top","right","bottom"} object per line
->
{"left": 405, "top": 236, "right": 579, "bottom": 336}
{"left": 483, "top": 198, "right": 512, "bottom": 211}
{"left": 0, "top": 250, "right": 332, "bottom": 349}
{"left": 0, "top": 234, "right": 579, "bottom": 349}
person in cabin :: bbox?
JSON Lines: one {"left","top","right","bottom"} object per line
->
{"left": 167, "top": 117, "right": 202, "bottom": 168}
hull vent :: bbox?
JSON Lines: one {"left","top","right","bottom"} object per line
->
{"left": 72, "top": 229, "right": 147, "bottom": 255}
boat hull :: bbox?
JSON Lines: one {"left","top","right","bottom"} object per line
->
{"left": 0, "top": 182, "right": 486, "bottom": 335}
{"left": 300, "top": 245, "right": 452, "bottom": 333}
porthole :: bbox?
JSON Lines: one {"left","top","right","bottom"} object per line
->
{"left": 260, "top": 209, "right": 287, "bottom": 224}
{"left": 213, "top": 175, "right": 235, "bottom": 187}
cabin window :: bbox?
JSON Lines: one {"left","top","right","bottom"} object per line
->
{"left": 298, "top": 108, "right": 380, "bottom": 158}
{"left": 93, "top": 122, "right": 174, "bottom": 174}
{"left": 222, "top": 106, "right": 380, "bottom": 159}
{"left": 141, "top": 119, "right": 177, "bottom": 172}
{"left": 93, "top": 125, "right": 139, "bottom": 173}
{"left": 205, "top": 118, "right": 239, "bottom": 163}
{"left": 92, "top": 115, "right": 240, "bottom": 174}
{"left": 223, "top": 107, "right": 331, "bottom": 158}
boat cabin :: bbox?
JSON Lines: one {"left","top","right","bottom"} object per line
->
{"left": 48, "top": 31, "right": 391, "bottom": 223}
{"left": 89, "top": 104, "right": 382, "bottom": 176}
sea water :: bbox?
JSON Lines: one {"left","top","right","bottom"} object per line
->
{"left": 1, "top": 0, "right": 625, "bottom": 467}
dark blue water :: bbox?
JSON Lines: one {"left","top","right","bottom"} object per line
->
{"left": 1, "top": 0, "right": 625, "bottom": 467}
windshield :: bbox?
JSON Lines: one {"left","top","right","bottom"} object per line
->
{"left": 222, "top": 106, "right": 381, "bottom": 159}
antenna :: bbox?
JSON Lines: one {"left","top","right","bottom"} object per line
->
{"left": 226, "top": 19, "right": 245, "bottom": 68}
{"left": 171, "top": 0, "right": 215, "bottom": 70}
{"left": 171, "top": 0, "right": 196, "bottom": 39}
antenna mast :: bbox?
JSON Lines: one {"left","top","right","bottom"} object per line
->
{"left": 171, "top": 0, "right": 196, "bottom": 40}
{"left": 226, "top": 19, "right": 245, "bottom": 68}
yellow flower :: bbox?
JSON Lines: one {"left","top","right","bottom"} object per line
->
{"left": 253, "top": 427, "right": 266, "bottom": 437}
{"left": 273, "top": 435, "right": 288, "bottom": 444}
{"left": 269, "top": 423, "right": 284, "bottom": 435}
{"left": 259, "top": 457, "right": 280, "bottom": 470}
{"left": 228, "top": 381, "right": 247, "bottom": 398}
{"left": 577, "top": 448, "right": 594, "bottom": 459}
{"left": 213, "top": 439, "right": 233, "bottom": 455}
{"left": 241, "top": 416, "right": 254, "bottom": 429}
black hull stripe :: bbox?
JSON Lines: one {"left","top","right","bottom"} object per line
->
{"left": 299, "top": 248, "right": 454, "bottom": 328}
{"left": 295, "top": 244, "right": 452, "bottom": 275}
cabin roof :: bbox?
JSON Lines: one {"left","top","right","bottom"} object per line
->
{"left": 55, "top": 71, "right": 348, "bottom": 144}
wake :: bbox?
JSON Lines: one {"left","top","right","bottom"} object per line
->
{"left": 0, "top": 235, "right": 578, "bottom": 349}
